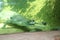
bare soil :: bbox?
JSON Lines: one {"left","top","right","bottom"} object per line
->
{"left": 0, "top": 31, "right": 60, "bottom": 40}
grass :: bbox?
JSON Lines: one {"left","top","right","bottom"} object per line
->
{"left": 0, "top": 28, "right": 24, "bottom": 34}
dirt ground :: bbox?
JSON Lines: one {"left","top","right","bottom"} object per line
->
{"left": 0, "top": 31, "right": 60, "bottom": 40}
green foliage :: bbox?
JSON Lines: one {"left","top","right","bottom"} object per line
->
{"left": 7, "top": 0, "right": 31, "bottom": 12}
{"left": 0, "top": 0, "right": 60, "bottom": 34}
{"left": 0, "top": 28, "right": 24, "bottom": 34}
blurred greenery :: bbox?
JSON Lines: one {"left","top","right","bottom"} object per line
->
{"left": 0, "top": 28, "right": 24, "bottom": 34}
{"left": 0, "top": 0, "right": 60, "bottom": 34}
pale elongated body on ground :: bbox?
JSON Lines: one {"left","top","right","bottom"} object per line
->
{"left": 0, "top": 31, "right": 60, "bottom": 40}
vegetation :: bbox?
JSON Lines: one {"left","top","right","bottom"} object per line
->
{"left": 0, "top": 0, "right": 60, "bottom": 34}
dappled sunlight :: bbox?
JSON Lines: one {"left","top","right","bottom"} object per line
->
{"left": 24, "top": 0, "right": 46, "bottom": 18}
{"left": 0, "top": 23, "right": 4, "bottom": 28}
{"left": 0, "top": 23, "right": 11, "bottom": 28}
{"left": 0, "top": 10, "right": 17, "bottom": 21}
